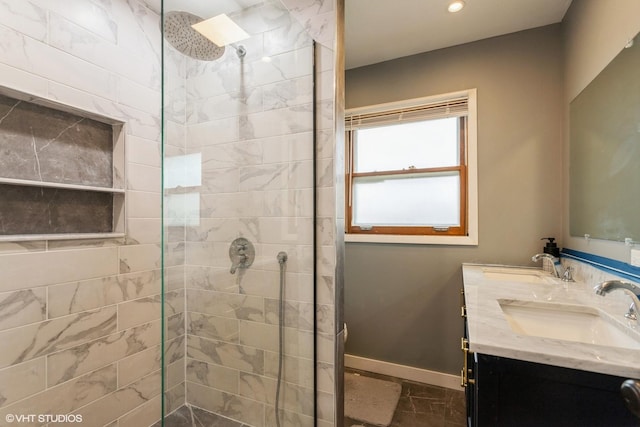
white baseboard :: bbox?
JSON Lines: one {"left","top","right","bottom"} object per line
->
{"left": 344, "top": 354, "right": 461, "bottom": 390}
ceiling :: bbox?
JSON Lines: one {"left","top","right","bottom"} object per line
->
{"left": 345, "top": 0, "right": 573, "bottom": 69}
{"left": 144, "top": 0, "right": 573, "bottom": 70}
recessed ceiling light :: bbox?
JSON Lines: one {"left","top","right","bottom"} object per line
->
{"left": 448, "top": 1, "right": 465, "bottom": 13}
{"left": 191, "top": 14, "right": 249, "bottom": 47}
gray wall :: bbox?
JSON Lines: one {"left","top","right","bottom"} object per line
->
{"left": 344, "top": 25, "right": 564, "bottom": 374}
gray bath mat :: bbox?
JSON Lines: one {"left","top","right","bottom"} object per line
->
{"left": 344, "top": 373, "right": 402, "bottom": 426}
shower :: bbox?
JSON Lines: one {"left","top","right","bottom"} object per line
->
{"left": 0, "top": 1, "right": 338, "bottom": 427}
{"left": 163, "top": 11, "right": 246, "bottom": 60}
{"left": 161, "top": 1, "right": 325, "bottom": 426}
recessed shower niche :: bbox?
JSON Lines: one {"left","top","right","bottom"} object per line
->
{"left": 0, "top": 89, "right": 125, "bottom": 240}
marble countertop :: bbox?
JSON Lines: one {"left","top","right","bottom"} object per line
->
{"left": 462, "top": 263, "right": 640, "bottom": 379}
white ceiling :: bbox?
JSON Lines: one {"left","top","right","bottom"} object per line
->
{"left": 145, "top": 0, "right": 573, "bottom": 70}
{"left": 345, "top": 0, "right": 573, "bottom": 69}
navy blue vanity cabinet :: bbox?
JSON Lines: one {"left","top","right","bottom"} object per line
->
{"left": 470, "top": 353, "right": 640, "bottom": 426}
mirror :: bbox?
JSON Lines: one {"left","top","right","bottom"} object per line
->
{"left": 570, "top": 32, "right": 640, "bottom": 242}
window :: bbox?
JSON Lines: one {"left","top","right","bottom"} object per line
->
{"left": 345, "top": 90, "right": 478, "bottom": 245}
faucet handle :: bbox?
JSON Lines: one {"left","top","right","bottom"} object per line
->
{"left": 561, "top": 266, "right": 574, "bottom": 282}
{"left": 625, "top": 302, "right": 638, "bottom": 321}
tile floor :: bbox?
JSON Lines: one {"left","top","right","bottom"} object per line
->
{"left": 156, "top": 405, "right": 248, "bottom": 427}
{"left": 345, "top": 368, "right": 466, "bottom": 427}
{"left": 159, "top": 369, "right": 466, "bottom": 427}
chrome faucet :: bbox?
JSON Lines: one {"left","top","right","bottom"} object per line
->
{"left": 594, "top": 280, "right": 640, "bottom": 321}
{"left": 531, "top": 253, "right": 561, "bottom": 278}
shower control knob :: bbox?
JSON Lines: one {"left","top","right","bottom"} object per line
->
{"left": 229, "top": 237, "right": 255, "bottom": 274}
{"left": 621, "top": 379, "right": 640, "bottom": 419}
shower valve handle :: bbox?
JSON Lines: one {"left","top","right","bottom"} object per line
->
{"left": 229, "top": 238, "right": 255, "bottom": 274}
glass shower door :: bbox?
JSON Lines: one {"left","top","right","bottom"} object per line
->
{"left": 162, "top": 1, "right": 316, "bottom": 425}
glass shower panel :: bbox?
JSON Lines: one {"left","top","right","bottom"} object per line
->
{"left": 162, "top": 1, "right": 316, "bottom": 426}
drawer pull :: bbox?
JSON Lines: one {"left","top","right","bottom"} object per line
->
{"left": 461, "top": 338, "right": 475, "bottom": 387}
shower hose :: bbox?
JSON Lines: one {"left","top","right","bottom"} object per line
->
{"left": 275, "top": 251, "right": 288, "bottom": 427}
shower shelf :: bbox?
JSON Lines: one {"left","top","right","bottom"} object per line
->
{"left": 0, "top": 177, "right": 125, "bottom": 193}
{"left": 0, "top": 88, "right": 126, "bottom": 240}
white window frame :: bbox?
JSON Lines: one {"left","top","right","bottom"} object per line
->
{"left": 345, "top": 89, "right": 478, "bottom": 246}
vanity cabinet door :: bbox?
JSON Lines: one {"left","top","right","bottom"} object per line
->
{"left": 474, "top": 354, "right": 640, "bottom": 426}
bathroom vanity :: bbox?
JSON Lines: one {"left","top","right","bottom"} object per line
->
{"left": 461, "top": 264, "right": 640, "bottom": 426}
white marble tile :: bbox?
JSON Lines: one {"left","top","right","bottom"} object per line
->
{"left": 126, "top": 218, "right": 162, "bottom": 245}
{"left": 118, "top": 394, "right": 161, "bottom": 427}
{"left": 264, "top": 351, "right": 314, "bottom": 389}
{"left": 0, "top": 306, "right": 117, "bottom": 369}
{"left": 128, "top": 191, "right": 161, "bottom": 218}
{"left": 265, "top": 299, "right": 313, "bottom": 332}
{"left": 166, "top": 356, "right": 185, "bottom": 389}
{"left": 239, "top": 319, "right": 278, "bottom": 353}
{"left": 116, "top": 74, "right": 161, "bottom": 115}
{"left": 31, "top": 0, "right": 118, "bottom": 43}
{"left": 241, "top": 105, "right": 313, "bottom": 141}
{"left": 185, "top": 218, "right": 241, "bottom": 243}
{"left": 47, "top": 10, "right": 158, "bottom": 91}
{"left": 316, "top": 389, "right": 335, "bottom": 423}
{"left": 48, "top": 270, "right": 160, "bottom": 319}
{"left": 0, "top": 364, "right": 117, "bottom": 424}
{"left": 0, "top": 358, "right": 45, "bottom": 408}
{"left": 200, "top": 167, "right": 241, "bottom": 193}
{"left": 0, "top": 24, "right": 116, "bottom": 100}
{"left": 187, "top": 288, "right": 264, "bottom": 322}
{"left": 188, "top": 312, "right": 239, "bottom": 342}
{"left": 127, "top": 136, "right": 161, "bottom": 168}
{"left": 198, "top": 192, "right": 262, "bottom": 219}
{"left": 281, "top": 0, "right": 335, "bottom": 47}
{"left": 73, "top": 369, "right": 161, "bottom": 427}
{"left": 186, "top": 118, "right": 239, "bottom": 148}
{"left": 188, "top": 88, "right": 263, "bottom": 125}
{"left": 187, "top": 335, "right": 264, "bottom": 374}
{"left": 233, "top": 0, "right": 291, "bottom": 36}
{"left": 0, "top": 63, "right": 48, "bottom": 100}
{"left": 164, "top": 335, "right": 185, "bottom": 366}
{"left": 186, "top": 61, "right": 240, "bottom": 100}
{"left": 186, "top": 358, "right": 238, "bottom": 394}
{"left": 262, "top": 75, "right": 313, "bottom": 110}
{"left": 166, "top": 312, "right": 185, "bottom": 341}
{"left": 117, "top": 294, "right": 161, "bottom": 331}
{"left": 118, "top": 244, "right": 161, "bottom": 274}
{"left": 0, "top": 247, "right": 118, "bottom": 293}
{"left": 258, "top": 217, "right": 314, "bottom": 245}
{"left": 261, "top": 131, "right": 313, "bottom": 164}
{"left": 187, "top": 381, "right": 265, "bottom": 427}
{"left": 185, "top": 265, "right": 238, "bottom": 293}
{"left": 0, "top": 288, "right": 46, "bottom": 331}
{"left": 241, "top": 371, "right": 314, "bottom": 417}
{"left": 165, "top": 381, "right": 186, "bottom": 415}
{"left": 127, "top": 163, "right": 161, "bottom": 193}
{"left": 255, "top": 45, "right": 313, "bottom": 84}
{"left": 0, "top": 0, "right": 47, "bottom": 42}
{"left": 263, "top": 20, "right": 313, "bottom": 57}
{"left": 118, "top": 344, "right": 161, "bottom": 388}
{"left": 47, "top": 319, "right": 160, "bottom": 386}
{"left": 184, "top": 241, "right": 229, "bottom": 268}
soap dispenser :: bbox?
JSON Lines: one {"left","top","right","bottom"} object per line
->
{"left": 541, "top": 237, "right": 560, "bottom": 257}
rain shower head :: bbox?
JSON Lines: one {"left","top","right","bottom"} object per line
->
{"left": 163, "top": 11, "right": 226, "bottom": 61}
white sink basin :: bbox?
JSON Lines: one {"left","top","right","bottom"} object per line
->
{"left": 498, "top": 299, "right": 640, "bottom": 350}
{"left": 482, "top": 267, "right": 555, "bottom": 284}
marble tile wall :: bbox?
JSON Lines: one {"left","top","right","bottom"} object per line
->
{"left": 160, "top": 0, "right": 340, "bottom": 425}
{"left": 0, "top": 0, "right": 164, "bottom": 425}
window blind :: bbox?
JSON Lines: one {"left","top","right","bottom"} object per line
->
{"left": 346, "top": 97, "right": 468, "bottom": 129}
